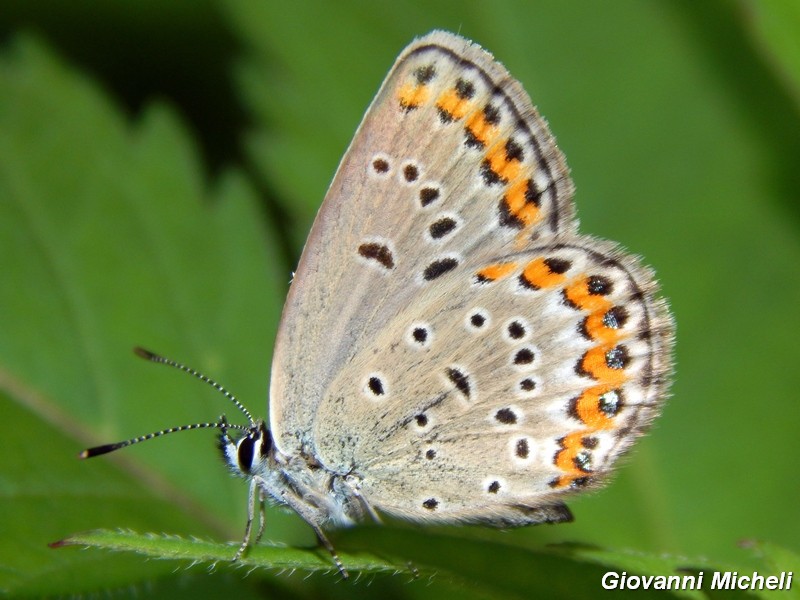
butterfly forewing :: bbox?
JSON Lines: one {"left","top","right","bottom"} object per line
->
{"left": 271, "top": 31, "right": 575, "bottom": 456}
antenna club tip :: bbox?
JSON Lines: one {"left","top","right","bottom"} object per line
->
{"left": 80, "top": 443, "right": 121, "bottom": 458}
{"left": 134, "top": 346, "right": 159, "bottom": 361}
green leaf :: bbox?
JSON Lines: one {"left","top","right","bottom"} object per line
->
{"left": 0, "top": 34, "right": 285, "bottom": 596}
{"left": 55, "top": 529, "right": 406, "bottom": 577}
{"left": 741, "top": 541, "right": 800, "bottom": 600}
{"left": 62, "top": 526, "right": 768, "bottom": 600}
{"left": 744, "top": 0, "right": 800, "bottom": 105}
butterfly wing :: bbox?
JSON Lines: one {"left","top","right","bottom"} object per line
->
{"left": 315, "top": 238, "right": 672, "bottom": 523}
{"left": 270, "top": 30, "right": 576, "bottom": 459}
{"left": 271, "top": 31, "right": 673, "bottom": 525}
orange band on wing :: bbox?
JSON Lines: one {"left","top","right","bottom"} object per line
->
{"left": 564, "top": 276, "right": 612, "bottom": 312}
{"left": 503, "top": 178, "right": 541, "bottom": 228}
{"left": 579, "top": 345, "right": 628, "bottom": 385}
{"left": 485, "top": 143, "right": 522, "bottom": 183}
{"left": 583, "top": 311, "right": 621, "bottom": 344}
{"left": 520, "top": 258, "right": 567, "bottom": 289}
{"left": 398, "top": 83, "right": 429, "bottom": 110}
{"left": 465, "top": 111, "right": 499, "bottom": 147}
{"left": 571, "top": 386, "right": 616, "bottom": 429}
{"left": 436, "top": 88, "right": 472, "bottom": 120}
{"left": 476, "top": 262, "right": 517, "bottom": 282}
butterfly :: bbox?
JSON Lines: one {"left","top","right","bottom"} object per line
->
{"left": 82, "top": 30, "right": 674, "bottom": 578}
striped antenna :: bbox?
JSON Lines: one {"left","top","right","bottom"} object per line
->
{"left": 133, "top": 347, "right": 255, "bottom": 424}
{"left": 79, "top": 347, "right": 253, "bottom": 459}
{"left": 80, "top": 419, "right": 248, "bottom": 458}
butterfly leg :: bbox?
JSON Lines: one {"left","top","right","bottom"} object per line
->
{"left": 254, "top": 488, "right": 267, "bottom": 545}
{"left": 232, "top": 478, "right": 259, "bottom": 561}
{"left": 248, "top": 474, "right": 349, "bottom": 578}
{"left": 358, "top": 496, "right": 382, "bottom": 524}
{"left": 311, "top": 524, "right": 348, "bottom": 580}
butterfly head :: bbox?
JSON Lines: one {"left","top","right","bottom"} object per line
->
{"left": 219, "top": 418, "right": 273, "bottom": 478}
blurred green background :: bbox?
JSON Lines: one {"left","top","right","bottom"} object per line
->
{"left": 1, "top": 0, "right": 799, "bottom": 598}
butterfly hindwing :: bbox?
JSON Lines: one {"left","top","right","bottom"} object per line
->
{"left": 270, "top": 31, "right": 576, "bottom": 459}
{"left": 315, "top": 237, "right": 672, "bottom": 522}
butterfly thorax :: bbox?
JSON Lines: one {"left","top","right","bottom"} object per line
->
{"left": 220, "top": 419, "right": 365, "bottom": 528}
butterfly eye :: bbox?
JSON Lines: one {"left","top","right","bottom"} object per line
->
{"left": 237, "top": 435, "right": 255, "bottom": 473}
